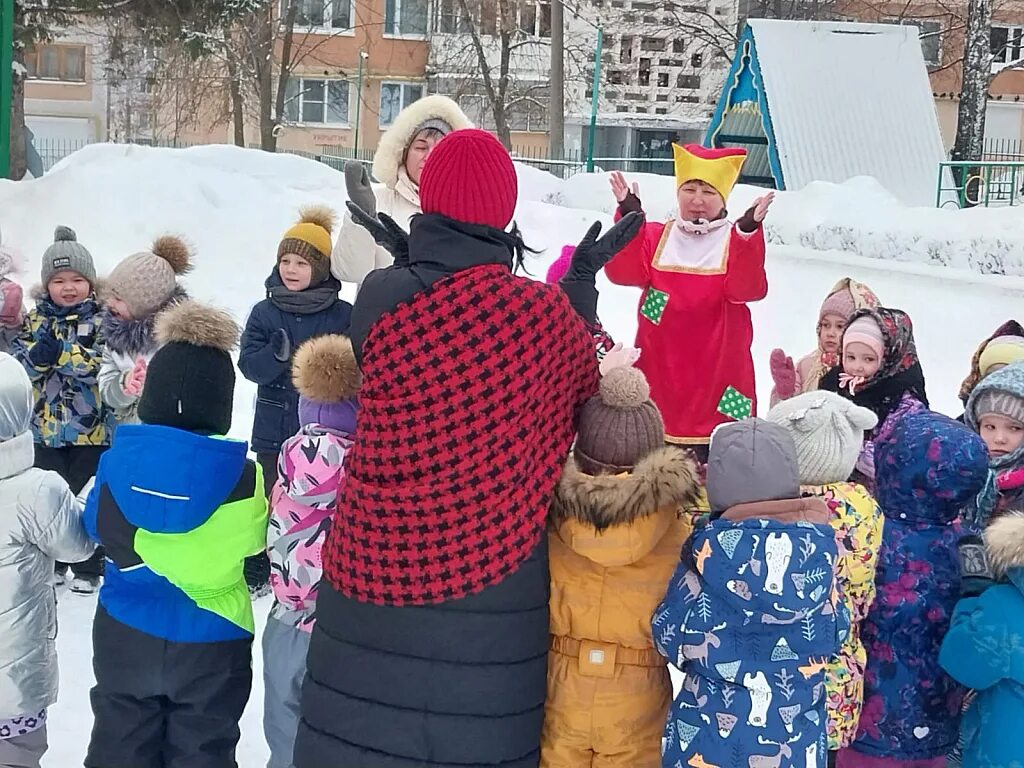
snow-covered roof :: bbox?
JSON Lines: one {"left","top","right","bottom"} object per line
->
{"left": 741, "top": 19, "right": 948, "bottom": 206}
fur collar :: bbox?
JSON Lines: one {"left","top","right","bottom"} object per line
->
{"left": 101, "top": 286, "right": 188, "bottom": 356}
{"left": 551, "top": 447, "right": 700, "bottom": 532}
{"left": 986, "top": 511, "right": 1024, "bottom": 578}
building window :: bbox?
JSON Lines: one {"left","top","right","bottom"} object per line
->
{"left": 657, "top": 72, "right": 669, "bottom": 87}
{"left": 638, "top": 58, "right": 651, "bottom": 86}
{"left": 672, "top": 37, "right": 686, "bottom": 54}
{"left": 385, "top": 0, "right": 428, "bottom": 36}
{"left": 284, "top": 78, "right": 350, "bottom": 124}
{"left": 884, "top": 19, "right": 941, "bottom": 66}
{"left": 641, "top": 36, "right": 665, "bottom": 51}
{"left": 992, "top": 25, "right": 1024, "bottom": 68}
{"left": 24, "top": 44, "right": 86, "bottom": 82}
{"left": 620, "top": 36, "right": 634, "bottom": 63}
{"left": 691, "top": 52, "right": 703, "bottom": 67}
{"left": 291, "top": 0, "right": 353, "bottom": 29}
{"left": 435, "top": 0, "right": 473, "bottom": 32}
{"left": 379, "top": 82, "right": 424, "bottom": 126}
{"left": 675, "top": 94, "right": 699, "bottom": 103}
{"left": 608, "top": 69, "right": 624, "bottom": 84}
{"left": 677, "top": 73, "right": 700, "bottom": 89}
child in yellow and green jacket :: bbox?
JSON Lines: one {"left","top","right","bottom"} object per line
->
{"left": 768, "top": 390, "right": 885, "bottom": 760}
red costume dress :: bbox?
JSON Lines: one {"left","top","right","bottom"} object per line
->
{"left": 605, "top": 144, "right": 767, "bottom": 446}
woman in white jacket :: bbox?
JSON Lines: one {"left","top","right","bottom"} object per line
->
{"left": 331, "top": 94, "right": 471, "bottom": 289}
{"left": 0, "top": 352, "right": 94, "bottom": 767}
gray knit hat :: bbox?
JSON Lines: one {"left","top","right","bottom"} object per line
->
{"left": 707, "top": 419, "right": 800, "bottom": 514}
{"left": 973, "top": 389, "right": 1024, "bottom": 425}
{"left": 573, "top": 366, "right": 664, "bottom": 475}
{"left": 41, "top": 226, "right": 96, "bottom": 287}
{"left": 105, "top": 235, "right": 192, "bottom": 318}
{"left": 766, "top": 391, "right": 878, "bottom": 486}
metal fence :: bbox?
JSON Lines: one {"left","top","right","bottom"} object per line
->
{"left": 936, "top": 160, "right": 1024, "bottom": 208}
{"left": 984, "top": 137, "right": 1024, "bottom": 162}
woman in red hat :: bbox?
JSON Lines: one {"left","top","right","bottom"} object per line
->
{"left": 606, "top": 144, "right": 774, "bottom": 460}
{"left": 295, "top": 128, "right": 642, "bottom": 768}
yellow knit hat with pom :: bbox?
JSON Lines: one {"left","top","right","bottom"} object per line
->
{"left": 278, "top": 205, "right": 336, "bottom": 286}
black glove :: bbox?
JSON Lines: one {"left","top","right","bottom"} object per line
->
{"left": 564, "top": 212, "right": 645, "bottom": 283}
{"left": 270, "top": 329, "right": 291, "bottom": 363}
{"left": 736, "top": 204, "right": 761, "bottom": 234}
{"left": 958, "top": 534, "right": 995, "bottom": 598}
{"left": 28, "top": 332, "right": 62, "bottom": 368}
{"left": 617, "top": 191, "right": 643, "bottom": 216}
{"left": 344, "top": 161, "right": 376, "bottom": 216}
{"left": 346, "top": 201, "right": 409, "bottom": 266}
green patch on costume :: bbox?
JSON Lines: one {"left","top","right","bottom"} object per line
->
{"left": 640, "top": 287, "right": 670, "bottom": 325}
{"left": 718, "top": 386, "right": 753, "bottom": 421}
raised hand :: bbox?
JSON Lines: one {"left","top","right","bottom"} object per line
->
{"left": 346, "top": 201, "right": 409, "bottom": 266}
{"left": 599, "top": 343, "right": 641, "bottom": 376}
{"left": 752, "top": 191, "right": 775, "bottom": 223}
{"left": 123, "top": 357, "right": 148, "bottom": 397}
{"left": 769, "top": 348, "right": 797, "bottom": 399}
{"left": 609, "top": 171, "right": 641, "bottom": 203}
{"left": 344, "top": 161, "right": 376, "bottom": 216}
{"left": 565, "top": 212, "right": 644, "bottom": 282}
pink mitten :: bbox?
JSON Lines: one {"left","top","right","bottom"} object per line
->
{"left": 770, "top": 348, "right": 797, "bottom": 398}
{"left": 123, "top": 358, "right": 148, "bottom": 397}
{"left": 0, "top": 279, "right": 24, "bottom": 327}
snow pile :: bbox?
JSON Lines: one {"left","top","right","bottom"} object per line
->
{"left": 536, "top": 170, "right": 1024, "bottom": 277}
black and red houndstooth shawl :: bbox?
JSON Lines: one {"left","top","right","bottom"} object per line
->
{"left": 322, "top": 263, "right": 599, "bottom": 605}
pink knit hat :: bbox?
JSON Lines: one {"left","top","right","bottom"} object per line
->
{"left": 819, "top": 278, "right": 879, "bottom": 322}
{"left": 844, "top": 315, "right": 885, "bottom": 358}
{"left": 546, "top": 245, "right": 574, "bottom": 284}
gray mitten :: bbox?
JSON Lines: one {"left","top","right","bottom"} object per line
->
{"left": 344, "top": 161, "right": 376, "bottom": 217}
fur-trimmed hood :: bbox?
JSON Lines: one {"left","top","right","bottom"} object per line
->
{"left": 552, "top": 447, "right": 700, "bottom": 531}
{"left": 372, "top": 95, "right": 472, "bottom": 189}
{"left": 986, "top": 511, "right": 1024, "bottom": 585}
{"left": 155, "top": 300, "right": 239, "bottom": 351}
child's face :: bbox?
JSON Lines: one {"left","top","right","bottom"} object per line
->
{"left": 47, "top": 271, "right": 91, "bottom": 307}
{"left": 106, "top": 295, "right": 133, "bottom": 321}
{"left": 843, "top": 342, "right": 881, "bottom": 379}
{"left": 677, "top": 180, "right": 726, "bottom": 222}
{"left": 279, "top": 253, "right": 313, "bottom": 292}
{"left": 978, "top": 413, "right": 1024, "bottom": 459}
{"left": 818, "top": 314, "right": 846, "bottom": 354}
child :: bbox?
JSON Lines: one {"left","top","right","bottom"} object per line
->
{"left": 541, "top": 363, "right": 700, "bottom": 768}
{"left": 0, "top": 225, "right": 24, "bottom": 353}
{"left": 83, "top": 300, "right": 267, "bottom": 768}
{"left": 98, "top": 235, "right": 191, "bottom": 426}
{"left": 239, "top": 206, "right": 352, "bottom": 595}
{"left": 654, "top": 418, "right": 845, "bottom": 768}
{"left": 965, "top": 362, "right": 1024, "bottom": 525}
{"left": 767, "top": 391, "right": 885, "bottom": 762}
{"left": 264, "top": 334, "right": 359, "bottom": 768}
{"left": 958, "top": 320, "right": 1024, "bottom": 416}
{"left": 837, "top": 411, "right": 989, "bottom": 768}
{"left": 939, "top": 509, "right": 1024, "bottom": 768}
{"left": 770, "top": 278, "right": 880, "bottom": 405}
{"left": 11, "top": 226, "right": 111, "bottom": 593}
{"left": 819, "top": 307, "right": 928, "bottom": 489}
{"left": 0, "top": 352, "right": 95, "bottom": 768}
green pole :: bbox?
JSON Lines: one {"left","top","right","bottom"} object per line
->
{"left": 0, "top": 0, "right": 13, "bottom": 179}
{"left": 353, "top": 51, "right": 364, "bottom": 158}
{"left": 586, "top": 26, "right": 602, "bottom": 173}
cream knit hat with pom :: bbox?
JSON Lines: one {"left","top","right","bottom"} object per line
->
{"left": 766, "top": 390, "right": 878, "bottom": 485}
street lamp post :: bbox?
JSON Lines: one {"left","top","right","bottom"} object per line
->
{"left": 353, "top": 50, "right": 367, "bottom": 159}
{"left": 1, "top": 0, "right": 14, "bottom": 179}
{"left": 586, "top": 26, "right": 602, "bottom": 173}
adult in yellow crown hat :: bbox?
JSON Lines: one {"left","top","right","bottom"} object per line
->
{"left": 672, "top": 143, "right": 747, "bottom": 202}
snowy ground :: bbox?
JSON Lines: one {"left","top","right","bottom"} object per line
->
{"left": 0, "top": 144, "right": 1021, "bottom": 763}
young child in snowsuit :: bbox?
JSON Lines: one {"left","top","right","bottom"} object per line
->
{"left": 837, "top": 411, "right": 989, "bottom": 768}
{"left": 0, "top": 352, "right": 95, "bottom": 768}
{"left": 99, "top": 235, "right": 191, "bottom": 426}
{"left": 940, "top": 508, "right": 1024, "bottom": 768}
{"left": 11, "top": 226, "right": 111, "bottom": 593}
{"left": 239, "top": 206, "right": 352, "bottom": 595}
{"left": 958, "top": 320, "right": 1024, "bottom": 419}
{"left": 655, "top": 418, "right": 846, "bottom": 768}
{"left": 0, "top": 227, "right": 24, "bottom": 353}
{"left": 767, "top": 391, "right": 885, "bottom": 763}
{"left": 819, "top": 307, "right": 928, "bottom": 490}
{"left": 263, "top": 334, "right": 360, "bottom": 768}
{"left": 83, "top": 300, "right": 268, "bottom": 768}
{"left": 541, "top": 363, "right": 700, "bottom": 768}
{"left": 770, "top": 278, "right": 880, "bottom": 406}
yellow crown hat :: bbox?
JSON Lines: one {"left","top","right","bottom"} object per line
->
{"left": 673, "top": 143, "right": 747, "bottom": 201}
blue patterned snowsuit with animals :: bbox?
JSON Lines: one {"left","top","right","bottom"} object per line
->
{"left": 654, "top": 515, "right": 847, "bottom": 768}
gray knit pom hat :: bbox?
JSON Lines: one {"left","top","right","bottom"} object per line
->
{"left": 40, "top": 226, "right": 96, "bottom": 287}
{"left": 573, "top": 366, "right": 665, "bottom": 475}
{"left": 766, "top": 390, "right": 878, "bottom": 486}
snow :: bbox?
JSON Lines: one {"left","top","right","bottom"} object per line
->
{"left": 0, "top": 142, "right": 1022, "bottom": 761}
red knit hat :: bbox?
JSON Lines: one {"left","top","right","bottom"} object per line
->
{"left": 420, "top": 128, "right": 518, "bottom": 230}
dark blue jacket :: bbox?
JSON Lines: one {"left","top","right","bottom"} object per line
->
{"left": 238, "top": 272, "right": 352, "bottom": 454}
